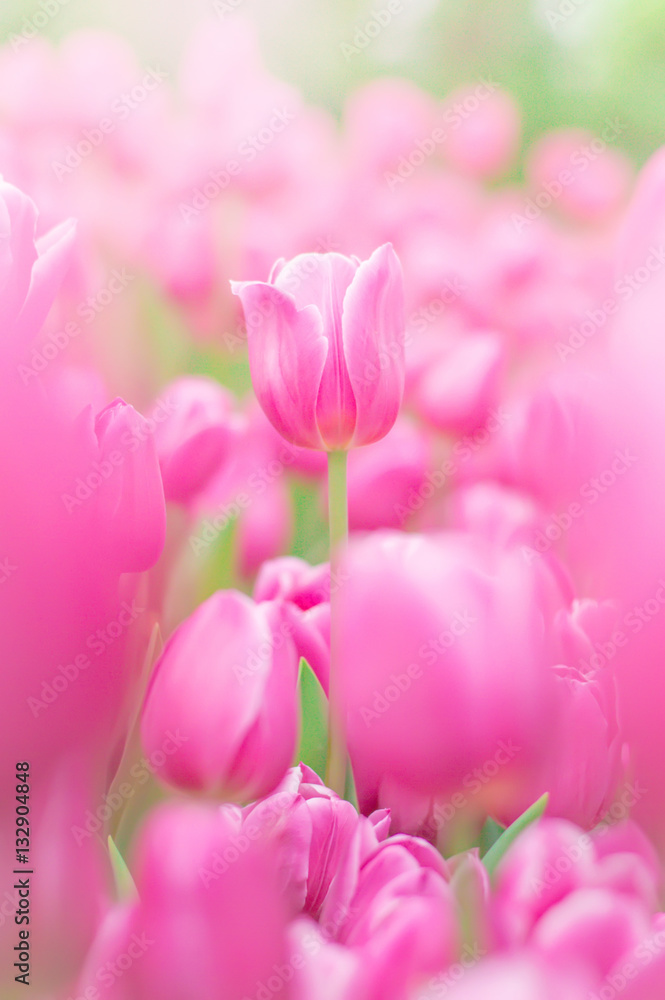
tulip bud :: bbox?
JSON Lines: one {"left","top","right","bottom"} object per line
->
{"left": 231, "top": 244, "right": 405, "bottom": 450}
{"left": 93, "top": 398, "right": 166, "bottom": 572}
{"left": 141, "top": 591, "right": 300, "bottom": 801}
{"left": 153, "top": 376, "right": 235, "bottom": 505}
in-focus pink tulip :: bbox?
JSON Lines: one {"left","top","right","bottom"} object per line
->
{"left": 153, "top": 376, "right": 236, "bottom": 505}
{"left": 141, "top": 590, "right": 300, "bottom": 801}
{"left": 242, "top": 764, "right": 372, "bottom": 921}
{"left": 336, "top": 836, "right": 458, "bottom": 1000}
{"left": 231, "top": 244, "right": 405, "bottom": 450}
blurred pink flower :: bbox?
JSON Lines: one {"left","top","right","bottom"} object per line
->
{"left": 141, "top": 590, "right": 300, "bottom": 801}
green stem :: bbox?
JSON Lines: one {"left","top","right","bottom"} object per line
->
{"left": 325, "top": 449, "right": 349, "bottom": 797}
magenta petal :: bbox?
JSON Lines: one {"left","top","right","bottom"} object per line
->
{"left": 342, "top": 243, "right": 406, "bottom": 447}
{"left": 231, "top": 280, "right": 328, "bottom": 449}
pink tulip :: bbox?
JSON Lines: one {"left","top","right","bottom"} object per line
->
{"left": 492, "top": 599, "right": 623, "bottom": 830}
{"left": 345, "top": 416, "right": 431, "bottom": 530}
{"left": 141, "top": 590, "right": 300, "bottom": 801}
{"left": 288, "top": 918, "right": 367, "bottom": 1000}
{"left": 409, "top": 331, "right": 504, "bottom": 436}
{"left": 336, "top": 837, "right": 458, "bottom": 1000}
{"left": 526, "top": 129, "right": 633, "bottom": 224}
{"left": 242, "top": 764, "right": 371, "bottom": 922}
{"left": 153, "top": 376, "right": 236, "bottom": 505}
{"left": 231, "top": 244, "right": 405, "bottom": 450}
{"left": 338, "top": 530, "right": 559, "bottom": 811}
{"left": 254, "top": 558, "right": 331, "bottom": 690}
{"left": 88, "top": 398, "right": 167, "bottom": 573}
{"left": 0, "top": 180, "right": 164, "bottom": 799}
{"left": 76, "top": 802, "right": 291, "bottom": 999}
{"left": 492, "top": 818, "right": 662, "bottom": 950}
{"left": 441, "top": 86, "right": 521, "bottom": 180}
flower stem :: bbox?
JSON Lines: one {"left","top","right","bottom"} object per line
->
{"left": 325, "top": 449, "right": 349, "bottom": 797}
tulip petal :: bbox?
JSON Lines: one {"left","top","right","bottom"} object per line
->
{"left": 231, "top": 280, "right": 328, "bottom": 449}
{"left": 342, "top": 243, "right": 405, "bottom": 447}
{"left": 275, "top": 253, "right": 358, "bottom": 448}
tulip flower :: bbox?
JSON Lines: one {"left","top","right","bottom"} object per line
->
{"left": 233, "top": 246, "right": 405, "bottom": 793}
{"left": 231, "top": 244, "right": 405, "bottom": 451}
{"left": 153, "top": 376, "right": 236, "bottom": 505}
{"left": 76, "top": 802, "right": 290, "bottom": 1000}
{"left": 338, "top": 530, "right": 559, "bottom": 812}
{"left": 140, "top": 590, "right": 300, "bottom": 801}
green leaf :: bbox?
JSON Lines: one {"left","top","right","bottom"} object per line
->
{"left": 478, "top": 816, "right": 506, "bottom": 858}
{"left": 482, "top": 793, "right": 549, "bottom": 878}
{"left": 295, "top": 659, "right": 328, "bottom": 778}
{"left": 108, "top": 835, "right": 138, "bottom": 901}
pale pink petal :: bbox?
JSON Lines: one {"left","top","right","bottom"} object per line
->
{"left": 342, "top": 243, "right": 405, "bottom": 447}
{"left": 231, "top": 280, "right": 328, "bottom": 449}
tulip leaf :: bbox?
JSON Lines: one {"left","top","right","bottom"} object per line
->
{"left": 478, "top": 816, "right": 506, "bottom": 857}
{"left": 296, "top": 658, "right": 328, "bottom": 778}
{"left": 482, "top": 793, "right": 549, "bottom": 878}
{"left": 108, "top": 835, "right": 138, "bottom": 902}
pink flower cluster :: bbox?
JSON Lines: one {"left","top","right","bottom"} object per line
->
{"left": 2, "top": 17, "right": 665, "bottom": 1000}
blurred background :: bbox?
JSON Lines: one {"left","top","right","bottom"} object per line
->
{"left": 1, "top": 0, "right": 664, "bottom": 166}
